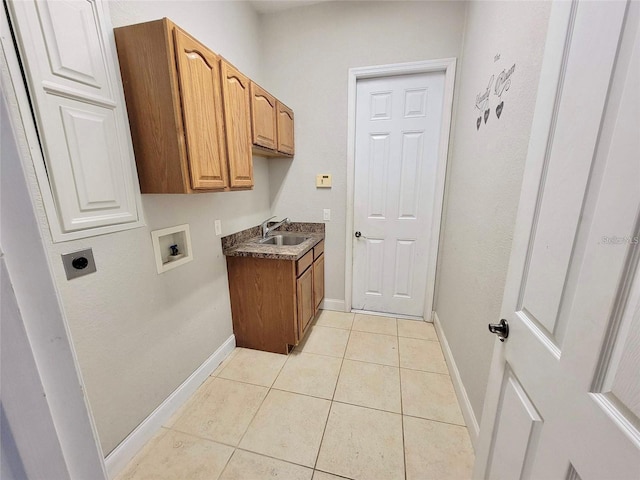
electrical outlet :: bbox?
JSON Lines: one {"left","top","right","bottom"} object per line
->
{"left": 214, "top": 219, "right": 222, "bottom": 236}
{"left": 323, "top": 209, "right": 331, "bottom": 221}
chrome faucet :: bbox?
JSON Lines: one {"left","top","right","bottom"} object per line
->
{"left": 260, "top": 216, "right": 290, "bottom": 238}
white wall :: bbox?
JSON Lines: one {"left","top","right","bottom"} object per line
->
{"left": 260, "top": 0, "right": 467, "bottom": 305}
{"left": 8, "top": 0, "right": 270, "bottom": 455}
{"left": 434, "top": 1, "right": 551, "bottom": 422}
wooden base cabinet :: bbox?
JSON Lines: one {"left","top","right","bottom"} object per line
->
{"left": 226, "top": 241, "right": 324, "bottom": 354}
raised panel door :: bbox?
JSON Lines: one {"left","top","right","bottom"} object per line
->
{"left": 221, "top": 61, "right": 253, "bottom": 189}
{"left": 7, "top": 0, "right": 141, "bottom": 236}
{"left": 173, "top": 28, "right": 228, "bottom": 190}
{"left": 276, "top": 101, "right": 294, "bottom": 156}
{"left": 250, "top": 82, "right": 277, "bottom": 150}
{"left": 297, "top": 266, "right": 314, "bottom": 341}
{"left": 474, "top": 2, "right": 640, "bottom": 478}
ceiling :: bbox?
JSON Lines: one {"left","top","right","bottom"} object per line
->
{"left": 248, "top": 0, "right": 333, "bottom": 14}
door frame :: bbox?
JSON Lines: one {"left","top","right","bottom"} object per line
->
{"left": 1, "top": 5, "right": 108, "bottom": 479}
{"left": 344, "top": 58, "right": 457, "bottom": 319}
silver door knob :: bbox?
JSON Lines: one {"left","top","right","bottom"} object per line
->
{"left": 488, "top": 319, "right": 509, "bottom": 342}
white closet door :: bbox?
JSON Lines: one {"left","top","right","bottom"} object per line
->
{"left": 7, "top": 0, "right": 141, "bottom": 236}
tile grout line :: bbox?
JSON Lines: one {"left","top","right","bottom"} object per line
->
{"left": 396, "top": 318, "right": 408, "bottom": 480}
{"left": 311, "top": 317, "right": 353, "bottom": 472}
{"left": 232, "top": 350, "right": 289, "bottom": 453}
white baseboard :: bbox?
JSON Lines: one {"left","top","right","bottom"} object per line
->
{"left": 352, "top": 309, "right": 424, "bottom": 321}
{"left": 104, "top": 335, "right": 236, "bottom": 478}
{"left": 433, "top": 312, "right": 480, "bottom": 448}
{"left": 320, "top": 298, "right": 346, "bottom": 312}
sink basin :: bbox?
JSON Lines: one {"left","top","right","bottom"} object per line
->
{"left": 259, "top": 235, "right": 309, "bottom": 246}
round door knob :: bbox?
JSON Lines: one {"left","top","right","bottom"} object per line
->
{"left": 355, "top": 231, "right": 362, "bottom": 238}
{"left": 488, "top": 319, "right": 509, "bottom": 342}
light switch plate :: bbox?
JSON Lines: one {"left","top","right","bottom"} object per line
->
{"left": 62, "top": 248, "right": 96, "bottom": 280}
{"left": 214, "top": 219, "right": 222, "bottom": 236}
{"left": 323, "top": 209, "right": 331, "bottom": 221}
{"left": 316, "top": 174, "right": 332, "bottom": 188}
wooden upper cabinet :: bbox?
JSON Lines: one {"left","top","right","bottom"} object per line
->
{"left": 250, "top": 82, "right": 277, "bottom": 150}
{"left": 277, "top": 101, "right": 295, "bottom": 156}
{"left": 173, "top": 28, "right": 228, "bottom": 190}
{"left": 221, "top": 61, "right": 254, "bottom": 189}
{"left": 115, "top": 18, "right": 255, "bottom": 193}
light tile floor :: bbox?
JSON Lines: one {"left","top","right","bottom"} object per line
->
{"left": 117, "top": 311, "right": 474, "bottom": 480}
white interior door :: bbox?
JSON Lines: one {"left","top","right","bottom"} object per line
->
{"left": 352, "top": 71, "right": 444, "bottom": 317}
{"left": 474, "top": 1, "right": 640, "bottom": 478}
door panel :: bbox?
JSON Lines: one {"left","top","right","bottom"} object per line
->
{"left": 475, "top": 2, "right": 640, "bottom": 478}
{"left": 393, "top": 240, "right": 415, "bottom": 298}
{"left": 367, "top": 134, "right": 390, "bottom": 218}
{"left": 398, "top": 131, "right": 423, "bottom": 219}
{"left": 487, "top": 368, "right": 542, "bottom": 480}
{"left": 173, "top": 28, "right": 228, "bottom": 190}
{"left": 352, "top": 72, "right": 445, "bottom": 317}
{"left": 365, "top": 238, "right": 385, "bottom": 296}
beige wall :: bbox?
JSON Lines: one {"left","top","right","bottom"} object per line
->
{"left": 434, "top": 0, "right": 551, "bottom": 423}
{"left": 27, "top": 0, "right": 269, "bottom": 454}
{"left": 260, "top": 0, "right": 467, "bottom": 306}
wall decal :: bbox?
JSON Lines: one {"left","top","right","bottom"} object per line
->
{"left": 475, "top": 55, "right": 516, "bottom": 130}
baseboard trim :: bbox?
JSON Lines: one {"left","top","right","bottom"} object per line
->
{"left": 104, "top": 334, "right": 236, "bottom": 478}
{"left": 320, "top": 298, "right": 346, "bottom": 312}
{"left": 433, "top": 312, "right": 480, "bottom": 448}
{"left": 352, "top": 309, "right": 425, "bottom": 321}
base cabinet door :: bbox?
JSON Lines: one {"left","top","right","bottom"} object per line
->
{"left": 313, "top": 254, "right": 324, "bottom": 313}
{"left": 297, "top": 267, "right": 314, "bottom": 340}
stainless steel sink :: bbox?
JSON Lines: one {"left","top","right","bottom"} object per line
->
{"left": 258, "top": 235, "right": 309, "bottom": 246}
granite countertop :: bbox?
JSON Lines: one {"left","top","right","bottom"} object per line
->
{"left": 222, "top": 222, "right": 325, "bottom": 260}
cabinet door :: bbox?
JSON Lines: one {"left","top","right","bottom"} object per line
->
{"left": 297, "top": 266, "right": 314, "bottom": 340}
{"left": 221, "top": 61, "right": 253, "bottom": 189}
{"left": 313, "top": 254, "right": 325, "bottom": 312}
{"left": 7, "top": 0, "right": 141, "bottom": 237}
{"left": 250, "top": 82, "right": 277, "bottom": 150}
{"left": 276, "top": 101, "right": 295, "bottom": 156}
{"left": 173, "top": 28, "right": 228, "bottom": 190}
